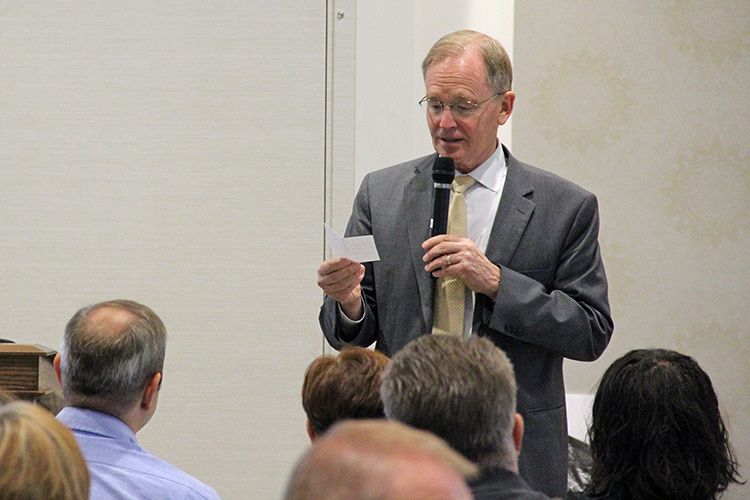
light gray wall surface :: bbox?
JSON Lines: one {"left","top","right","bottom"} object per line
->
{"left": 513, "top": 2, "right": 749, "bottom": 498}
{"left": 1, "top": 2, "right": 333, "bottom": 498}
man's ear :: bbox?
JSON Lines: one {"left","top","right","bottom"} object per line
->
{"left": 306, "top": 419, "right": 317, "bottom": 442}
{"left": 54, "top": 352, "right": 62, "bottom": 384}
{"left": 141, "top": 372, "right": 162, "bottom": 410}
{"left": 512, "top": 413, "right": 524, "bottom": 455}
{"left": 497, "top": 91, "right": 515, "bottom": 126}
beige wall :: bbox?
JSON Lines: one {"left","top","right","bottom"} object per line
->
{"left": 514, "top": 2, "right": 749, "bottom": 497}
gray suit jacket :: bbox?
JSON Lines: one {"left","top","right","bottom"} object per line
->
{"left": 470, "top": 467, "right": 554, "bottom": 500}
{"left": 320, "top": 147, "right": 613, "bottom": 498}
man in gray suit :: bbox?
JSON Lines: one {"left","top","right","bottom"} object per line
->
{"left": 317, "top": 29, "right": 613, "bottom": 498}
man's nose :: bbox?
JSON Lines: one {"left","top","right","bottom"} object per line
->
{"left": 438, "top": 106, "right": 457, "bottom": 128}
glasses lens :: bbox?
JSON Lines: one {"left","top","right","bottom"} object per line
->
{"left": 450, "top": 99, "right": 476, "bottom": 117}
{"left": 420, "top": 97, "right": 488, "bottom": 117}
{"left": 420, "top": 98, "right": 443, "bottom": 115}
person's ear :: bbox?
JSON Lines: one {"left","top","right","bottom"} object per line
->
{"left": 497, "top": 91, "right": 515, "bottom": 126}
{"left": 53, "top": 352, "right": 62, "bottom": 384}
{"left": 141, "top": 372, "right": 161, "bottom": 410}
{"left": 512, "top": 413, "right": 524, "bottom": 454}
{"left": 306, "top": 419, "right": 318, "bottom": 442}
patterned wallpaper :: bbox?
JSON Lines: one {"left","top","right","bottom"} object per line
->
{"left": 513, "top": 2, "right": 749, "bottom": 497}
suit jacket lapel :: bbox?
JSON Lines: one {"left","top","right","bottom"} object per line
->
{"left": 405, "top": 154, "right": 438, "bottom": 329}
{"left": 485, "top": 147, "right": 536, "bottom": 266}
{"left": 403, "top": 149, "right": 534, "bottom": 329}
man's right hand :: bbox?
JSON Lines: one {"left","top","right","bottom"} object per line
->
{"left": 317, "top": 258, "right": 365, "bottom": 320}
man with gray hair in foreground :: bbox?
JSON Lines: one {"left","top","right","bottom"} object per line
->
{"left": 381, "top": 335, "right": 554, "bottom": 499}
{"left": 284, "top": 419, "right": 477, "bottom": 500}
{"left": 54, "top": 299, "right": 220, "bottom": 500}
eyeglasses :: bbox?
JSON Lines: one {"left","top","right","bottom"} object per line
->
{"left": 418, "top": 92, "right": 505, "bottom": 118}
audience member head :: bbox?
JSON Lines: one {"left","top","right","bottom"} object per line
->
{"left": 302, "top": 346, "right": 389, "bottom": 440}
{"left": 422, "top": 29, "right": 513, "bottom": 94}
{"left": 380, "top": 334, "right": 522, "bottom": 471}
{"left": 55, "top": 299, "right": 166, "bottom": 429}
{"left": 0, "top": 401, "right": 89, "bottom": 500}
{"left": 587, "top": 348, "right": 743, "bottom": 500}
{"left": 284, "top": 419, "right": 477, "bottom": 500}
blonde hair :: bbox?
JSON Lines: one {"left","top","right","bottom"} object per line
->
{"left": 422, "top": 29, "right": 513, "bottom": 93}
{"left": 0, "top": 401, "right": 89, "bottom": 500}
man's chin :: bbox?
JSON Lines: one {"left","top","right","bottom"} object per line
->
{"left": 434, "top": 142, "right": 464, "bottom": 160}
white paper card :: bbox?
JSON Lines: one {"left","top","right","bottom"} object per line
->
{"left": 324, "top": 224, "right": 380, "bottom": 262}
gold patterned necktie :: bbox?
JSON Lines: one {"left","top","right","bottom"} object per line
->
{"left": 432, "top": 175, "right": 476, "bottom": 335}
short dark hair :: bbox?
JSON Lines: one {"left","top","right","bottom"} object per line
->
{"left": 60, "top": 300, "right": 167, "bottom": 416}
{"left": 302, "top": 347, "right": 389, "bottom": 435}
{"left": 380, "top": 335, "right": 517, "bottom": 469}
{"left": 586, "top": 349, "right": 743, "bottom": 500}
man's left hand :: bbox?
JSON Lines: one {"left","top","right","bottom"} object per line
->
{"left": 422, "top": 235, "right": 500, "bottom": 300}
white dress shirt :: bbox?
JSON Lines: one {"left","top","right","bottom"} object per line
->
{"left": 458, "top": 144, "right": 507, "bottom": 336}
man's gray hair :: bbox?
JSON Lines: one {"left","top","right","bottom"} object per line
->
{"left": 381, "top": 335, "right": 517, "bottom": 470}
{"left": 422, "top": 29, "right": 513, "bottom": 94}
{"left": 60, "top": 299, "right": 167, "bottom": 416}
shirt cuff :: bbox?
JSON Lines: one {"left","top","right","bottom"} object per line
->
{"left": 337, "top": 298, "right": 366, "bottom": 325}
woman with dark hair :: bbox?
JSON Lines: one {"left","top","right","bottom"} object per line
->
{"left": 583, "top": 348, "right": 742, "bottom": 500}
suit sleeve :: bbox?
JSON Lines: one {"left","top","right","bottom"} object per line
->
{"left": 484, "top": 192, "right": 613, "bottom": 361}
{"left": 319, "top": 175, "right": 380, "bottom": 350}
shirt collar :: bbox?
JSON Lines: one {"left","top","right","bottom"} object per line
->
{"left": 57, "top": 406, "right": 138, "bottom": 445}
{"left": 462, "top": 144, "right": 507, "bottom": 193}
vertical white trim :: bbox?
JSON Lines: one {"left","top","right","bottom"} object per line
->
{"left": 325, "top": 0, "right": 358, "bottom": 237}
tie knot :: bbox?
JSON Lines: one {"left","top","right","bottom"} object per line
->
{"left": 452, "top": 175, "right": 476, "bottom": 194}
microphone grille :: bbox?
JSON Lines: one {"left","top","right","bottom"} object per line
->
{"left": 432, "top": 156, "right": 455, "bottom": 183}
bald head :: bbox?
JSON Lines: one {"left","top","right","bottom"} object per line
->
{"left": 284, "top": 420, "right": 477, "bottom": 500}
{"left": 59, "top": 300, "right": 167, "bottom": 417}
{"left": 85, "top": 306, "right": 138, "bottom": 338}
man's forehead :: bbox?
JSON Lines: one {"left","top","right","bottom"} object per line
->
{"left": 426, "top": 54, "right": 488, "bottom": 89}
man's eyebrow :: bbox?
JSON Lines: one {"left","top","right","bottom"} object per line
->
{"left": 425, "top": 94, "right": 476, "bottom": 102}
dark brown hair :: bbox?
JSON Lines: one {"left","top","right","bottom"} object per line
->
{"left": 586, "top": 349, "right": 743, "bottom": 499}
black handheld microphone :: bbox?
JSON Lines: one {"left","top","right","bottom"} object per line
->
{"left": 430, "top": 156, "right": 455, "bottom": 236}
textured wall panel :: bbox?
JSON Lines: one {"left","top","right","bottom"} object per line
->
{"left": 1, "top": 2, "right": 330, "bottom": 498}
{"left": 514, "top": 2, "right": 749, "bottom": 498}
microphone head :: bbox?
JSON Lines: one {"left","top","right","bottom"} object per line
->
{"left": 432, "top": 156, "right": 455, "bottom": 184}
